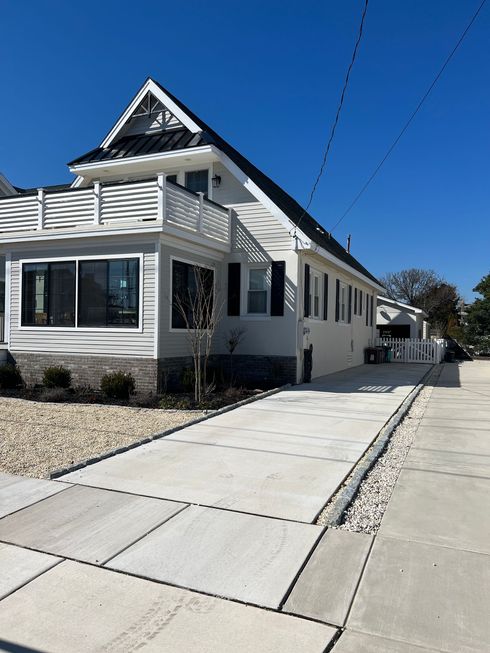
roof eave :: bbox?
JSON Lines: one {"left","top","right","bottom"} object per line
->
{"left": 305, "top": 241, "right": 385, "bottom": 291}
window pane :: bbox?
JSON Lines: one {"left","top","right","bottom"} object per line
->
{"left": 248, "top": 290, "right": 267, "bottom": 314}
{"left": 107, "top": 259, "right": 139, "bottom": 326}
{"left": 78, "top": 258, "right": 139, "bottom": 328}
{"left": 172, "top": 260, "right": 214, "bottom": 329}
{"left": 167, "top": 174, "right": 178, "bottom": 184}
{"left": 22, "top": 262, "right": 75, "bottom": 327}
{"left": 249, "top": 269, "right": 267, "bottom": 291}
{"left": 78, "top": 261, "right": 107, "bottom": 327}
{"left": 49, "top": 262, "right": 76, "bottom": 326}
{"left": 22, "top": 263, "right": 48, "bottom": 326}
{"left": 185, "top": 170, "right": 208, "bottom": 195}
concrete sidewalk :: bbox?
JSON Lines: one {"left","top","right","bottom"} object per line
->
{"left": 333, "top": 361, "right": 490, "bottom": 652}
{"left": 0, "top": 363, "right": 430, "bottom": 652}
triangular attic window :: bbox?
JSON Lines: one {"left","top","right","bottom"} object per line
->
{"left": 122, "top": 91, "right": 183, "bottom": 136}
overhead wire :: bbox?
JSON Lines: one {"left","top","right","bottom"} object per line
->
{"left": 292, "top": 0, "right": 369, "bottom": 238}
{"left": 329, "top": 0, "right": 488, "bottom": 234}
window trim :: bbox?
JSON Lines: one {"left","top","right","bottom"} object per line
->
{"left": 308, "top": 269, "right": 322, "bottom": 320}
{"left": 338, "top": 280, "right": 349, "bottom": 324}
{"left": 168, "top": 255, "right": 216, "bottom": 333}
{"left": 246, "top": 265, "right": 269, "bottom": 317}
{"left": 18, "top": 254, "right": 144, "bottom": 332}
{"left": 21, "top": 260, "right": 77, "bottom": 328}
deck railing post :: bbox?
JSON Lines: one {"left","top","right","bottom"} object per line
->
{"left": 197, "top": 192, "right": 204, "bottom": 233}
{"left": 93, "top": 181, "right": 101, "bottom": 224}
{"left": 157, "top": 173, "right": 167, "bottom": 224}
{"left": 37, "top": 188, "right": 45, "bottom": 230}
{"left": 227, "top": 207, "right": 233, "bottom": 243}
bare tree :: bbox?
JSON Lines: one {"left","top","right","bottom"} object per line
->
{"left": 381, "top": 268, "right": 459, "bottom": 336}
{"left": 173, "top": 266, "right": 223, "bottom": 404}
{"left": 380, "top": 269, "right": 440, "bottom": 307}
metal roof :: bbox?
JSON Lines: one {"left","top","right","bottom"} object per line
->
{"left": 69, "top": 128, "right": 207, "bottom": 166}
{"left": 68, "top": 77, "right": 380, "bottom": 286}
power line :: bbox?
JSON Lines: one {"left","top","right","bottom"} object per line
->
{"left": 292, "top": 0, "right": 369, "bottom": 236}
{"left": 330, "top": 0, "right": 487, "bottom": 234}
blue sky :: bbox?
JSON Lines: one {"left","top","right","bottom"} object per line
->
{"left": 1, "top": 1, "right": 488, "bottom": 300}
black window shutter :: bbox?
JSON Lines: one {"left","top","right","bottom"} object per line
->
{"left": 271, "top": 261, "right": 285, "bottom": 316}
{"left": 359, "top": 290, "right": 363, "bottom": 315}
{"left": 370, "top": 294, "right": 374, "bottom": 326}
{"left": 323, "top": 273, "right": 328, "bottom": 320}
{"left": 227, "top": 263, "right": 241, "bottom": 316}
{"left": 366, "top": 293, "right": 369, "bottom": 326}
{"left": 304, "top": 263, "right": 310, "bottom": 318}
{"left": 354, "top": 288, "right": 358, "bottom": 315}
{"left": 335, "top": 279, "right": 340, "bottom": 322}
{"left": 348, "top": 285, "right": 352, "bottom": 323}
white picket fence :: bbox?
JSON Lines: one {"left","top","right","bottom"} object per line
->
{"left": 376, "top": 338, "right": 446, "bottom": 364}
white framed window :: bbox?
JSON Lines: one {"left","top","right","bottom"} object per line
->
{"left": 339, "top": 281, "right": 348, "bottom": 323}
{"left": 247, "top": 267, "right": 268, "bottom": 314}
{"left": 309, "top": 270, "right": 321, "bottom": 319}
{"left": 19, "top": 254, "right": 143, "bottom": 332}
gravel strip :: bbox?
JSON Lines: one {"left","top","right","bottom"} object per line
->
{"left": 0, "top": 397, "right": 203, "bottom": 479}
{"left": 317, "top": 365, "right": 442, "bottom": 533}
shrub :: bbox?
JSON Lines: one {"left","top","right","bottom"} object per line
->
{"left": 180, "top": 368, "right": 195, "bottom": 392}
{"left": 0, "top": 364, "right": 22, "bottom": 389}
{"left": 100, "top": 371, "right": 135, "bottom": 400}
{"left": 39, "top": 387, "right": 70, "bottom": 403}
{"left": 159, "top": 394, "right": 193, "bottom": 410}
{"left": 42, "top": 365, "right": 72, "bottom": 389}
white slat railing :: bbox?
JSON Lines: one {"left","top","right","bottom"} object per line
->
{"left": 0, "top": 177, "right": 231, "bottom": 244}
{"left": 376, "top": 337, "right": 446, "bottom": 364}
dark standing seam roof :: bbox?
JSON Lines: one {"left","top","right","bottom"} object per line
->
{"left": 68, "top": 77, "right": 380, "bottom": 286}
{"left": 68, "top": 129, "right": 207, "bottom": 166}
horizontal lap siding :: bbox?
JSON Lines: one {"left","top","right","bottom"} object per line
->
{"left": 158, "top": 244, "right": 223, "bottom": 359}
{"left": 231, "top": 202, "right": 291, "bottom": 253}
{"left": 9, "top": 241, "right": 156, "bottom": 358}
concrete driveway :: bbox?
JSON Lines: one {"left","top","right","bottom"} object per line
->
{"left": 0, "top": 363, "right": 431, "bottom": 652}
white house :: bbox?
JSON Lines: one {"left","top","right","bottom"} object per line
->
{"left": 0, "top": 78, "right": 383, "bottom": 391}
{"left": 377, "top": 296, "right": 429, "bottom": 340}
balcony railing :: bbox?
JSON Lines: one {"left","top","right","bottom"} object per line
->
{"left": 0, "top": 176, "right": 231, "bottom": 244}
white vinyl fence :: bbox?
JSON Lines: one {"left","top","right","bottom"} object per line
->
{"left": 376, "top": 338, "right": 446, "bottom": 364}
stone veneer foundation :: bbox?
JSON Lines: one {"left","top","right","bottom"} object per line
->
{"left": 10, "top": 352, "right": 297, "bottom": 394}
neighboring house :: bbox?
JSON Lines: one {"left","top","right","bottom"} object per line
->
{"left": 0, "top": 173, "right": 17, "bottom": 198}
{"left": 377, "top": 296, "right": 429, "bottom": 339}
{"left": 0, "top": 78, "right": 383, "bottom": 391}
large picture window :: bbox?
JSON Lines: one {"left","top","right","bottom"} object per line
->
{"left": 22, "top": 262, "right": 76, "bottom": 326}
{"left": 172, "top": 259, "right": 214, "bottom": 329}
{"left": 21, "top": 257, "right": 139, "bottom": 328}
{"left": 78, "top": 259, "right": 139, "bottom": 327}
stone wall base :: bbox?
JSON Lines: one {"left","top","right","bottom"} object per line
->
{"left": 10, "top": 352, "right": 158, "bottom": 394}
{"left": 10, "top": 352, "right": 297, "bottom": 394}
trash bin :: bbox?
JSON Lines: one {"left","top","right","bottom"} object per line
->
{"left": 365, "top": 347, "right": 381, "bottom": 364}
{"left": 445, "top": 350, "right": 456, "bottom": 363}
{"left": 382, "top": 344, "right": 393, "bottom": 363}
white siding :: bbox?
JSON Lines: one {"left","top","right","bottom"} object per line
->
{"left": 231, "top": 203, "right": 292, "bottom": 255}
{"left": 211, "top": 162, "right": 255, "bottom": 206}
{"left": 216, "top": 249, "right": 298, "bottom": 358}
{"left": 9, "top": 238, "right": 157, "bottom": 358}
{"left": 302, "top": 254, "right": 378, "bottom": 380}
{"left": 158, "top": 243, "right": 224, "bottom": 359}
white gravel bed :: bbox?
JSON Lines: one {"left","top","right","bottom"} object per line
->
{"left": 318, "top": 367, "right": 441, "bottom": 534}
{"left": 0, "top": 397, "right": 204, "bottom": 479}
